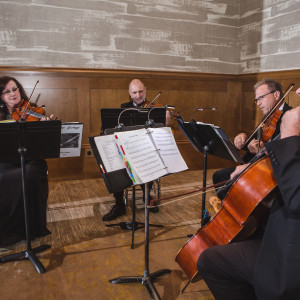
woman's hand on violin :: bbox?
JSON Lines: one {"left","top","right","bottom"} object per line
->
{"left": 248, "top": 139, "right": 264, "bottom": 154}
{"left": 230, "top": 164, "right": 250, "bottom": 180}
{"left": 41, "top": 114, "right": 55, "bottom": 121}
{"left": 234, "top": 133, "right": 247, "bottom": 149}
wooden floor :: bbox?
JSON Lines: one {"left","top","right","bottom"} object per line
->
{"left": 0, "top": 169, "right": 220, "bottom": 300}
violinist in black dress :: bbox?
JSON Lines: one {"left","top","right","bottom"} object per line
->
{"left": 0, "top": 76, "right": 53, "bottom": 246}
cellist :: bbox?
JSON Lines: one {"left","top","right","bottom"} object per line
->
{"left": 214, "top": 78, "right": 292, "bottom": 200}
{"left": 197, "top": 104, "right": 300, "bottom": 300}
{"left": 101, "top": 78, "right": 171, "bottom": 221}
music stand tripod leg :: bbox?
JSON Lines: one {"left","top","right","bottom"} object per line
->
{"left": 109, "top": 182, "right": 171, "bottom": 299}
{"left": 105, "top": 186, "right": 145, "bottom": 237}
{"left": 106, "top": 185, "right": 163, "bottom": 249}
{"left": 0, "top": 148, "right": 50, "bottom": 274}
{"left": 201, "top": 145, "right": 210, "bottom": 227}
{"left": 130, "top": 186, "right": 145, "bottom": 248}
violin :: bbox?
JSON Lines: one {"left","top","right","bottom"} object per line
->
{"left": 142, "top": 92, "right": 163, "bottom": 108}
{"left": 244, "top": 83, "right": 295, "bottom": 147}
{"left": 9, "top": 80, "right": 53, "bottom": 122}
{"left": 142, "top": 99, "right": 164, "bottom": 108}
{"left": 259, "top": 108, "right": 282, "bottom": 143}
{"left": 11, "top": 99, "right": 46, "bottom": 122}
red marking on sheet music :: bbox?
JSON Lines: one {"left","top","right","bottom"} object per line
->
{"left": 120, "top": 145, "right": 126, "bottom": 155}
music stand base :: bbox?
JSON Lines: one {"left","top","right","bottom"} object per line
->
{"left": 0, "top": 244, "right": 51, "bottom": 274}
{"left": 109, "top": 269, "right": 171, "bottom": 300}
{"left": 106, "top": 222, "right": 163, "bottom": 231}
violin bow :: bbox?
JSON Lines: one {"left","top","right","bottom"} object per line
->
{"left": 20, "top": 80, "right": 39, "bottom": 120}
{"left": 144, "top": 91, "right": 162, "bottom": 108}
{"left": 148, "top": 179, "right": 230, "bottom": 208}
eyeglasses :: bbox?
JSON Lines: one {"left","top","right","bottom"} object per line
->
{"left": 254, "top": 90, "right": 276, "bottom": 103}
{"left": 2, "top": 87, "right": 19, "bottom": 95}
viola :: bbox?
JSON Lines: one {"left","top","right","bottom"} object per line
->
{"left": 243, "top": 83, "right": 295, "bottom": 147}
{"left": 11, "top": 99, "right": 46, "bottom": 122}
{"left": 260, "top": 108, "right": 282, "bottom": 143}
{"left": 142, "top": 99, "right": 164, "bottom": 108}
{"left": 142, "top": 92, "right": 163, "bottom": 108}
{"left": 175, "top": 155, "right": 278, "bottom": 283}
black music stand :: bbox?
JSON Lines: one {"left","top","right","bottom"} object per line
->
{"left": 101, "top": 108, "right": 165, "bottom": 247}
{"left": 100, "top": 107, "right": 166, "bottom": 134}
{"left": 177, "top": 118, "right": 243, "bottom": 227}
{"left": 103, "top": 122, "right": 164, "bottom": 249}
{"left": 109, "top": 181, "right": 171, "bottom": 300}
{"left": 0, "top": 120, "right": 61, "bottom": 274}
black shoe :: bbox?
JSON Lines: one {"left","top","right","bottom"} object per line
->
{"left": 149, "top": 206, "right": 159, "bottom": 213}
{"left": 102, "top": 204, "right": 126, "bottom": 221}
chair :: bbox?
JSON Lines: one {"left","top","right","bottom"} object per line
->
{"left": 124, "top": 179, "right": 161, "bottom": 206}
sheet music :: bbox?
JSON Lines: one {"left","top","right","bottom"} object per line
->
{"left": 115, "top": 129, "right": 167, "bottom": 184}
{"left": 60, "top": 123, "right": 83, "bottom": 157}
{"left": 149, "top": 127, "right": 188, "bottom": 173}
{"left": 94, "top": 135, "right": 125, "bottom": 172}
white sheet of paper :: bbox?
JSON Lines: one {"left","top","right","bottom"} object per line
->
{"left": 60, "top": 123, "right": 83, "bottom": 157}
{"left": 115, "top": 129, "right": 167, "bottom": 184}
{"left": 149, "top": 127, "right": 188, "bottom": 173}
{"left": 94, "top": 135, "right": 124, "bottom": 173}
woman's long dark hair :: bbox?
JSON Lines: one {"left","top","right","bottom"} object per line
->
{"left": 0, "top": 76, "right": 28, "bottom": 120}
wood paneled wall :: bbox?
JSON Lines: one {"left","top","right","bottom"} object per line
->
{"left": 1, "top": 67, "right": 299, "bottom": 181}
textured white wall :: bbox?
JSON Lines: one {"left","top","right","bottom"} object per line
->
{"left": 0, "top": 0, "right": 299, "bottom": 74}
{"left": 239, "top": 0, "right": 300, "bottom": 73}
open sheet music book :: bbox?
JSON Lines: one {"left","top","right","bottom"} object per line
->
{"left": 90, "top": 127, "right": 188, "bottom": 192}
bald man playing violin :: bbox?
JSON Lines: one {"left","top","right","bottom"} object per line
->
{"left": 122, "top": 79, "right": 171, "bottom": 125}
{"left": 213, "top": 78, "right": 292, "bottom": 200}
{"left": 198, "top": 105, "right": 300, "bottom": 300}
{"left": 102, "top": 79, "right": 170, "bottom": 221}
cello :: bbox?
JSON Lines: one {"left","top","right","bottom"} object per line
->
{"left": 175, "top": 153, "right": 278, "bottom": 283}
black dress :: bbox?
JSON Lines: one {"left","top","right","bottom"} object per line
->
{"left": 0, "top": 157, "right": 50, "bottom": 246}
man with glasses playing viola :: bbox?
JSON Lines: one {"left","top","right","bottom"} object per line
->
{"left": 213, "top": 78, "right": 292, "bottom": 200}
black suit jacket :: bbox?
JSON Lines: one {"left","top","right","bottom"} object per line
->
{"left": 121, "top": 101, "right": 142, "bottom": 108}
{"left": 253, "top": 136, "right": 300, "bottom": 299}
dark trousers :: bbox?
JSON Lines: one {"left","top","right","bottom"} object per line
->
{"left": 212, "top": 167, "right": 235, "bottom": 200}
{"left": 113, "top": 182, "right": 152, "bottom": 206}
{"left": 197, "top": 236, "right": 262, "bottom": 300}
